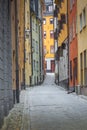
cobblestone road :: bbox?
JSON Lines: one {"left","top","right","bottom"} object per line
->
{"left": 1, "top": 73, "right": 87, "bottom": 130}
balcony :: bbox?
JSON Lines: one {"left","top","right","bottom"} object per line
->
{"left": 58, "top": 14, "right": 66, "bottom": 34}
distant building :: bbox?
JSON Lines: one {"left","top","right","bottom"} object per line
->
{"left": 30, "top": 0, "right": 44, "bottom": 85}
{"left": 43, "top": 0, "right": 55, "bottom": 73}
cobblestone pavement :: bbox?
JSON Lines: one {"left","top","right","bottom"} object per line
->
{"left": 1, "top": 73, "right": 87, "bottom": 130}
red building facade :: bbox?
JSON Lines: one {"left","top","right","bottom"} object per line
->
{"left": 68, "top": 0, "right": 78, "bottom": 88}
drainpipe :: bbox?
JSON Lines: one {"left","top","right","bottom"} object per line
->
{"left": 15, "top": 0, "right": 19, "bottom": 103}
{"left": 39, "top": 23, "right": 41, "bottom": 84}
{"left": 24, "top": 0, "right": 26, "bottom": 89}
{"left": 41, "top": 3, "right": 44, "bottom": 81}
{"left": 30, "top": 12, "right": 33, "bottom": 86}
{"left": 67, "top": 0, "right": 69, "bottom": 90}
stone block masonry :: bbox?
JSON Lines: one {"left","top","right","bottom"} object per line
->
{"left": 0, "top": 0, "right": 13, "bottom": 128}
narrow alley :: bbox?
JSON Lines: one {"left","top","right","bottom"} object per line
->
{"left": 1, "top": 73, "right": 87, "bottom": 130}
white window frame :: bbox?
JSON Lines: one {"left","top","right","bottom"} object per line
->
{"left": 83, "top": 8, "right": 86, "bottom": 27}
{"left": 50, "top": 18, "right": 53, "bottom": 24}
{"left": 43, "top": 18, "right": 46, "bottom": 25}
{"left": 80, "top": 13, "right": 82, "bottom": 31}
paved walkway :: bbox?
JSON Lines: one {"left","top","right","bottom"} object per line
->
{"left": 1, "top": 73, "right": 87, "bottom": 130}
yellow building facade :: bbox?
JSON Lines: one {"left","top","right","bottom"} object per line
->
{"left": 25, "top": 0, "right": 32, "bottom": 86}
{"left": 43, "top": 15, "right": 54, "bottom": 58}
{"left": 18, "top": 0, "right": 25, "bottom": 89}
{"left": 54, "top": 0, "right": 68, "bottom": 88}
{"left": 77, "top": 0, "right": 87, "bottom": 85}
{"left": 11, "top": 0, "right": 25, "bottom": 102}
{"left": 58, "top": 0, "right": 67, "bottom": 47}
{"left": 43, "top": 14, "right": 55, "bottom": 72}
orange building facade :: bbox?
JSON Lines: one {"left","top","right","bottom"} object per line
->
{"left": 68, "top": 0, "right": 78, "bottom": 88}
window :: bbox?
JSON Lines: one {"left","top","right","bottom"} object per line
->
{"left": 32, "top": 39, "right": 35, "bottom": 53}
{"left": 36, "top": 23, "right": 37, "bottom": 32}
{"left": 43, "top": 31, "right": 46, "bottom": 39}
{"left": 37, "top": 61, "right": 38, "bottom": 72}
{"left": 46, "top": 5, "right": 53, "bottom": 12}
{"left": 29, "top": 53, "right": 31, "bottom": 64}
{"left": 50, "top": 30, "right": 54, "bottom": 38}
{"left": 44, "top": 46, "right": 46, "bottom": 55}
{"left": 50, "top": 18, "right": 53, "bottom": 24}
{"left": 25, "top": 49, "right": 27, "bottom": 62}
{"left": 80, "top": 53, "right": 83, "bottom": 85}
{"left": 69, "top": 26, "right": 71, "bottom": 42}
{"left": 34, "top": 60, "right": 35, "bottom": 70}
{"left": 83, "top": 8, "right": 86, "bottom": 27}
{"left": 80, "top": 13, "right": 82, "bottom": 31}
{"left": 84, "top": 50, "right": 87, "bottom": 85}
{"left": 69, "top": 24, "right": 73, "bottom": 42}
{"left": 73, "top": 58, "right": 77, "bottom": 80}
{"left": 70, "top": 0, "right": 73, "bottom": 10}
{"left": 46, "top": 5, "right": 49, "bottom": 12}
{"left": 43, "top": 18, "right": 46, "bottom": 24}
{"left": 76, "top": 16, "right": 78, "bottom": 34}
{"left": 32, "top": 18, "right": 34, "bottom": 30}
{"left": 70, "top": 61, "right": 72, "bottom": 80}
{"left": 27, "top": 11, "right": 29, "bottom": 25}
{"left": 36, "top": 41, "right": 39, "bottom": 53}
{"left": 73, "top": 19, "right": 75, "bottom": 38}
{"left": 50, "top": 46, "right": 54, "bottom": 54}
{"left": 72, "top": 17, "right": 76, "bottom": 38}
{"left": 84, "top": 51, "right": 86, "bottom": 68}
{"left": 48, "top": 5, "right": 53, "bottom": 12}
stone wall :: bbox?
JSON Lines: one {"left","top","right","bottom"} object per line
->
{"left": 0, "top": 0, "right": 13, "bottom": 128}
{"left": 59, "top": 39, "right": 68, "bottom": 89}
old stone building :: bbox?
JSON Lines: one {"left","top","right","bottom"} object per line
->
{"left": 0, "top": 0, "right": 13, "bottom": 128}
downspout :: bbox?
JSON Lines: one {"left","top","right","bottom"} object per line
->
{"left": 67, "top": 0, "right": 70, "bottom": 90}
{"left": 41, "top": 2, "right": 45, "bottom": 81}
{"left": 30, "top": 9, "right": 33, "bottom": 85}
{"left": 24, "top": 0, "right": 26, "bottom": 89}
{"left": 15, "top": 0, "right": 19, "bottom": 103}
{"left": 39, "top": 23, "right": 41, "bottom": 84}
